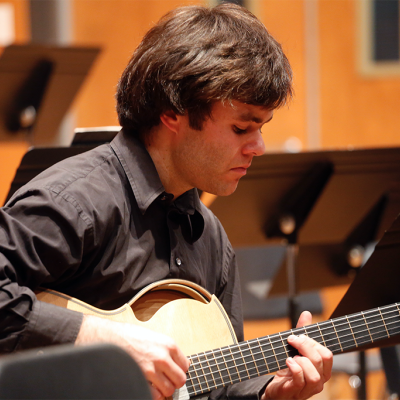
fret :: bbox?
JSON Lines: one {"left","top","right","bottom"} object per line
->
{"left": 267, "top": 335, "right": 280, "bottom": 372}
{"left": 279, "top": 329, "right": 300, "bottom": 360}
{"left": 303, "top": 325, "right": 323, "bottom": 345}
{"left": 196, "top": 353, "right": 211, "bottom": 392}
{"left": 340, "top": 315, "right": 357, "bottom": 349}
{"left": 236, "top": 344, "right": 251, "bottom": 381}
{"left": 186, "top": 361, "right": 198, "bottom": 396}
{"left": 256, "top": 336, "right": 279, "bottom": 373}
{"left": 227, "top": 346, "right": 245, "bottom": 382}
{"left": 204, "top": 350, "right": 223, "bottom": 390}
{"left": 219, "top": 347, "right": 236, "bottom": 385}
{"left": 295, "top": 326, "right": 307, "bottom": 336}
{"left": 244, "top": 341, "right": 260, "bottom": 377}
{"left": 382, "top": 305, "right": 400, "bottom": 337}
{"left": 347, "top": 312, "right": 368, "bottom": 347}
{"left": 361, "top": 311, "right": 373, "bottom": 343}
{"left": 237, "top": 342, "right": 256, "bottom": 379}
{"left": 279, "top": 332, "right": 289, "bottom": 358}
{"left": 366, "top": 308, "right": 390, "bottom": 342}
{"left": 393, "top": 304, "right": 400, "bottom": 336}
{"left": 190, "top": 354, "right": 207, "bottom": 393}
{"left": 318, "top": 320, "right": 342, "bottom": 353}
{"left": 331, "top": 320, "right": 343, "bottom": 352}
{"left": 315, "top": 322, "right": 327, "bottom": 347}
{"left": 396, "top": 304, "right": 400, "bottom": 334}
{"left": 378, "top": 308, "right": 390, "bottom": 337}
{"left": 255, "top": 338, "right": 271, "bottom": 375}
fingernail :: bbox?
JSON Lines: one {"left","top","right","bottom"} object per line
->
{"left": 287, "top": 357, "right": 294, "bottom": 364}
{"left": 288, "top": 335, "right": 298, "bottom": 342}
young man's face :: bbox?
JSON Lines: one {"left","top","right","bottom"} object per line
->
{"left": 171, "top": 100, "right": 273, "bottom": 196}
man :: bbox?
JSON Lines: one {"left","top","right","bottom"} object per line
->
{"left": 0, "top": 3, "right": 332, "bottom": 400}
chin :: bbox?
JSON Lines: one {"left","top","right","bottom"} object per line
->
{"left": 210, "top": 184, "right": 239, "bottom": 197}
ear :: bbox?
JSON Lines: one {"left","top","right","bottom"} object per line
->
{"left": 160, "top": 110, "right": 181, "bottom": 133}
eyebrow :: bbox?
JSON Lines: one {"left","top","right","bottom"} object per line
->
{"left": 237, "top": 113, "right": 273, "bottom": 124}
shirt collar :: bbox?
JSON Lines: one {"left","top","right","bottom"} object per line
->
{"left": 110, "top": 128, "right": 203, "bottom": 218}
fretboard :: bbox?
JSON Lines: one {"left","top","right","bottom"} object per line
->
{"left": 185, "top": 302, "right": 400, "bottom": 398}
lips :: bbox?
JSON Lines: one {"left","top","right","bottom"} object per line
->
{"left": 230, "top": 166, "right": 248, "bottom": 176}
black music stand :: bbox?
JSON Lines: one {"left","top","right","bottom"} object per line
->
{"left": 331, "top": 212, "right": 400, "bottom": 398}
{"left": 0, "top": 44, "right": 100, "bottom": 145}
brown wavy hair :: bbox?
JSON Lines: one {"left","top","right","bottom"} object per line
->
{"left": 116, "top": 3, "right": 293, "bottom": 134}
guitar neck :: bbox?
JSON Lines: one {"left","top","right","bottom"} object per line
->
{"left": 185, "top": 302, "right": 400, "bottom": 397}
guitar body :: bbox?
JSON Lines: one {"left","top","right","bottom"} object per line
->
{"left": 37, "top": 279, "right": 238, "bottom": 356}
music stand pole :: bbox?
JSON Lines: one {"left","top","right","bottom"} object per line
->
{"left": 286, "top": 243, "right": 299, "bottom": 329}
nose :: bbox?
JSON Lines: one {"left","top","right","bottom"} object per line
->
{"left": 242, "top": 130, "right": 266, "bottom": 157}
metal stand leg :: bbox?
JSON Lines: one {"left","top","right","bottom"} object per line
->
{"left": 380, "top": 346, "right": 400, "bottom": 397}
{"left": 357, "top": 351, "right": 367, "bottom": 400}
{"left": 286, "top": 244, "right": 299, "bottom": 328}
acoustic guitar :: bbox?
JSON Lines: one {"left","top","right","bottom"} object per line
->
{"left": 37, "top": 279, "right": 400, "bottom": 400}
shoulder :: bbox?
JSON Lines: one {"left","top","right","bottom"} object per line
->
{"left": 6, "top": 144, "right": 126, "bottom": 225}
{"left": 30, "top": 144, "right": 117, "bottom": 195}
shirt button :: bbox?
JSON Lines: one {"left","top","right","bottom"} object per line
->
{"left": 175, "top": 257, "right": 182, "bottom": 266}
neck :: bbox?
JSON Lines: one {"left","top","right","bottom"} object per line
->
{"left": 143, "top": 127, "right": 191, "bottom": 199}
{"left": 183, "top": 302, "right": 400, "bottom": 398}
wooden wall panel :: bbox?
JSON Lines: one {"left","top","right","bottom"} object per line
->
{"left": 255, "top": 0, "right": 306, "bottom": 152}
{"left": 0, "top": 1, "right": 29, "bottom": 205}
{"left": 320, "top": 0, "right": 400, "bottom": 149}
{"left": 72, "top": 0, "right": 207, "bottom": 129}
{"left": 0, "top": 0, "right": 30, "bottom": 43}
{"left": 0, "top": 141, "right": 28, "bottom": 205}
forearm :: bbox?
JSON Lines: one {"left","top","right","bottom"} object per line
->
{"left": 0, "top": 290, "right": 83, "bottom": 353}
{"left": 0, "top": 188, "right": 90, "bottom": 352}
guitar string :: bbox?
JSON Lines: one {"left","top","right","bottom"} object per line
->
{"left": 189, "top": 323, "right": 395, "bottom": 383}
{"left": 189, "top": 314, "right": 400, "bottom": 375}
{"left": 186, "top": 316, "right": 400, "bottom": 394}
{"left": 188, "top": 305, "right": 400, "bottom": 369}
{"left": 247, "top": 303, "right": 400, "bottom": 351}
{"left": 186, "top": 304, "right": 400, "bottom": 393}
{"left": 187, "top": 330, "right": 394, "bottom": 395}
{"left": 187, "top": 328, "right": 396, "bottom": 395}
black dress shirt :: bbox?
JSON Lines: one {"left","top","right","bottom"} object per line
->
{"left": 0, "top": 129, "right": 271, "bottom": 397}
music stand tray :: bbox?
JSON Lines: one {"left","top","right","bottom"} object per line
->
{"left": 0, "top": 44, "right": 100, "bottom": 145}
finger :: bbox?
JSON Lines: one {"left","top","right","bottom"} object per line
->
{"left": 296, "top": 311, "right": 312, "bottom": 328}
{"left": 293, "top": 355, "right": 320, "bottom": 383}
{"left": 318, "top": 346, "right": 333, "bottom": 381}
{"left": 171, "top": 346, "right": 191, "bottom": 372}
{"left": 151, "top": 352, "right": 187, "bottom": 395}
{"left": 292, "top": 356, "right": 324, "bottom": 397}
{"left": 161, "top": 359, "right": 188, "bottom": 389}
{"left": 149, "top": 384, "right": 163, "bottom": 400}
{"left": 288, "top": 335, "right": 332, "bottom": 381}
{"left": 152, "top": 342, "right": 188, "bottom": 392}
{"left": 151, "top": 370, "right": 178, "bottom": 398}
{"left": 288, "top": 335, "right": 322, "bottom": 373}
{"left": 286, "top": 357, "right": 305, "bottom": 389}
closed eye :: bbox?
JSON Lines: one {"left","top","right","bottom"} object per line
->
{"left": 233, "top": 126, "right": 247, "bottom": 134}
